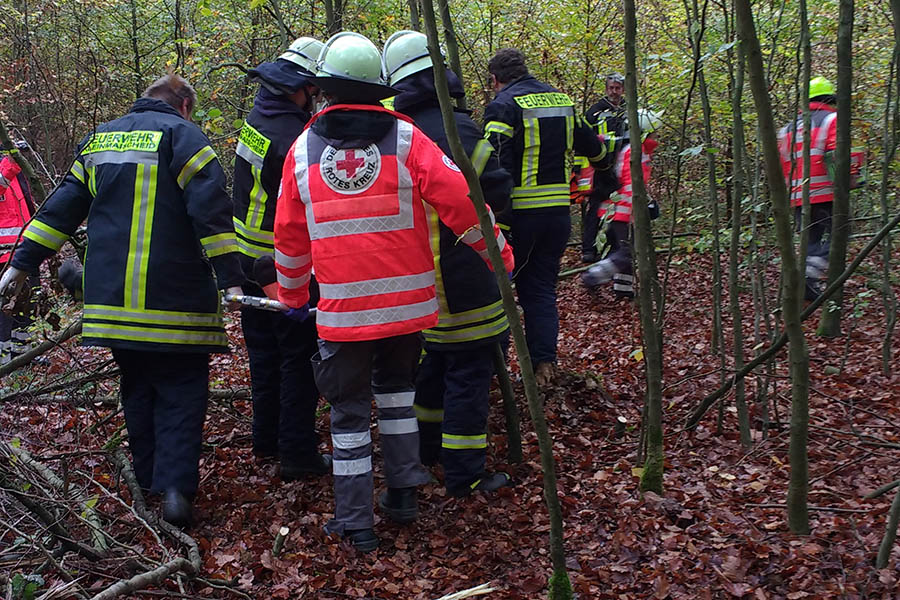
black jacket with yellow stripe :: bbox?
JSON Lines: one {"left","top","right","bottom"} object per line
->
{"left": 392, "top": 68, "right": 512, "bottom": 349}
{"left": 12, "top": 98, "right": 242, "bottom": 353}
{"left": 232, "top": 88, "right": 311, "bottom": 261}
{"left": 482, "top": 75, "right": 605, "bottom": 213}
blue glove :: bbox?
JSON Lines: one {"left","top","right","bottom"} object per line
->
{"left": 284, "top": 303, "right": 310, "bottom": 322}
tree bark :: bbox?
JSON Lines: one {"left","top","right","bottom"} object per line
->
{"left": 818, "top": 0, "right": 854, "bottom": 337}
{"left": 735, "top": 0, "right": 810, "bottom": 533}
{"left": 624, "top": 0, "right": 665, "bottom": 496}
{"left": 437, "top": 0, "right": 466, "bottom": 110}
{"left": 728, "top": 21, "right": 752, "bottom": 448}
{"left": 420, "top": 3, "right": 571, "bottom": 596}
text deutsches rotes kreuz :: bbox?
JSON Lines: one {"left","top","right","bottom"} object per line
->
{"left": 320, "top": 145, "right": 381, "bottom": 194}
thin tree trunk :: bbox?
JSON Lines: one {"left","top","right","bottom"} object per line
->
{"left": 728, "top": 23, "right": 752, "bottom": 448}
{"left": 734, "top": 0, "right": 810, "bottom": 533}
{"left": 876, "top": 486, "right": 900, "bottom": 568}
{"left": 623, "top": 0, "right": 664, "bottom": 496}
{"left": 129, "top": 0, "right": 142, "bottom": 99}
{"left": 437, "top": 0, "right": 466, "bottom": 110}
{"left": 408, "top": 0, "right": 421, "bottom": 30}
{"left": 818, "top": 0, "right": 854, "bottom": 337}
{"left": 880, "top": 0, "right": 900, "bottom": 375}
{"left": 420, "top": 3, "right": 571, "bottom": 597}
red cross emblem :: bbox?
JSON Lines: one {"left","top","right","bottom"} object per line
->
{"left": 336, "top": 150, "right": 366, "bottom": 178}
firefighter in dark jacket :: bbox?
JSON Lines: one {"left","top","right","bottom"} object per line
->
{"left": 482, "top": 48, "right": 606, "bottom": 387}
{"left": 383, "top": 30, "right": 513, "bottom": 497}
{"left": 582, "top": 73, "right": 627, "bottom": 263}
{"left": 232, "top": 36, "right": 332, "bottom": 479}
{"left": 0, "top": 75, "right": 244, "bottom": 527}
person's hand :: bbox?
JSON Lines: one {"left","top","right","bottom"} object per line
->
{"left": 0, "top": 266, "right": 27, "bottom": 299}
{"left": 224, "top": 286, "right": 244, "bottom": 311}
{"left": 284, "top": 303, "right": 310, "bottom": 322}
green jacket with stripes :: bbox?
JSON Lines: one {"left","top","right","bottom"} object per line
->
{"left": 12, "top": 98, "right": 243, "bottom": 353}
{"left": 482, "top": 75, "right": 606, "bottom": 212}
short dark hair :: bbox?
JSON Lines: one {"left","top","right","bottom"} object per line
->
{"left": 488, "top": 49, "right": 529, "bottom": 85}
{"left": 143, "top": 74, "right": 197, "bottom": 114}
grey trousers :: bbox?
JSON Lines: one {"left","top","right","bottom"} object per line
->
{"left": 312, "top": 333, "right": 430, "bottom": 533}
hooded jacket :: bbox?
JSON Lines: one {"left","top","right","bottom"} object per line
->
{"left": 274, "top": 104, "right": 514, "bottom": 343}
{"left": 392, "top": 68, "right": 512, "bottom": 348}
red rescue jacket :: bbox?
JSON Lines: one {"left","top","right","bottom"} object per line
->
{"left": 778, "top": 102, "right": 837, "bottom": 207}
{"left": 0, "top": 156, "right": 33, "bottom": 264}
{"left": 274, "top": 104, "right": 513, "bottom": 343}
{"left": 599, "top": 140, "right": 654, "bottom": 223}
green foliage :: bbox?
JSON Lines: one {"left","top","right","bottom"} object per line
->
{"left": 9, "top": 574, "right": 44, "bottom": 600}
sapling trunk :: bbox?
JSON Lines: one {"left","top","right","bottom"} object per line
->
{"left": 420, "top": 4, "right": 571, "bottom": 596}
{"left": 735, "top": 0, "right": 810, "bottom": 533}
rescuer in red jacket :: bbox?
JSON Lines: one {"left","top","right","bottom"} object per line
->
{"left": 274, "top": 32, "right": 514, "bottom": 553}
{"left": 581, "top": 109, "right": 662, "bottom": 298}
{"left": 778, "top": 76, "right": 857, "bottom": 301}
{"left": 0, "top": 146, "right": 36, "bottom": 365}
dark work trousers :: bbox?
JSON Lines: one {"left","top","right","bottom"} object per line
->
{"left": 414, "top": 344, "right": 493, "bottom": 492}
{"left": 794, "top": 202, "right": 833, "bottom": 263}
{"left": 240, "top": 280, "right": 320, "bottom": 460}
{"left": 581, "top": 195, "right": 603, "bottom": 256}
{"left": 312, "top": 333, "right": 431, "bottom": 534}
{"left": 511, "top": 208, "right": 570, "bottom": 365}
{"left": 112, "top": 349, "right": 209, "bottom": 496}
{"left": 605, "top": 220, "right": 634, "bottom": 297}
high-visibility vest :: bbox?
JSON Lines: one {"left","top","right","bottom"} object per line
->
{"left": 599, "top": 142, "right": 652, "bottom": 223}
{"left": 0, "top": 156, "right": 32, "bottom": 264}
{"left": 275, "top": 104, "right": 513, "bottom": 343}
{"left": 779, "top": 103, "right": 837, "bottom": 207}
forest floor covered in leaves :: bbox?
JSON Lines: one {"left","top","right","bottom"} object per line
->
{"left": 2, "top": 241, "right": 900, "bottom": 599}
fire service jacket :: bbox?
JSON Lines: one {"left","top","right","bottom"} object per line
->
{"left": 232, "top": 88, "right": 311, "bottom": 260}
{"left": 12, "top": 98, "right": 243, "bottom": 353}
{"left": 274, "top": 104, "right": 514, "bottom": 343}
{"left": 0, "top": 156, "right": 34, "bottom": 264}
{"left": 778, "top": 102, "right": 838, "bottom": 208}
{"left": 482, "top": 75, "right": 606, "bottom": 212}
{"left": 391, "top": 68, "right": 512, "bottom": 349}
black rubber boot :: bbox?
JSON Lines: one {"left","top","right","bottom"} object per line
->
{"left": 281, "top": 453, "right": 332, "bottom": 481}
{"left": 378, "top": 487, "right": 418, "bottom": 524}
{"left": 449, "top": 472, "right": 513, "bottom": 498}
{"left": 161, "top": 489, "right": 193, "bottom": 528}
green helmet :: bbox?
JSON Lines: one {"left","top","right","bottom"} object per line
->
{"left": 279, "top": 37, "right": 325, "bottom": 75}
{"left": 313, "top": 32, "right": 397, "bottom": 103}
{"left": 316, "top": 32, "right": 386, "bottom": 85}
{"left": 809, "top": 76, "right": 836, "bottom": 100}
{"left": 383, "top": 30, "right": 436, "bottom": 86}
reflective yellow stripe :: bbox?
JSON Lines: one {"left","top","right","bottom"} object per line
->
{"left": 565, "top": 113, "right": 575, "bottom": 181}
{"left": 442, "top": 433, "right": 487, "bottom": 450}
{"left": 511, "top": 183, "right": 570, "bottom": 209}
{"left": 522, "top": 117, "right": 539, "bottom": 188}
{"left": 70, "top": 160, "right": 86, "bottom": 184}
{"left": 124, "top": 163, "right": 157, "bottom": 309}
{"left": 414, "top": 404, "right": 444, "bottom": 423}
{"left": 424, "top": 315, "right": 509, "bottom": 344}
{"left": 233, "top": 217, "right": 274, "bottom": 258}
{"left": 424, "top": 204, "right": 448, "bottom": 314}
{"left": 177, "top": 145, "right": 216, "bottom": 189}
{"left": 471, "top": 138, "right": 493, "bottom": 177}
{"left": 84, "top": 304, "right": 222, "bottom": 327}
{"left": 485, "top": 121, "right": 514, "bottom": 138}
{"left": 434, "top": 299, "right": 503, "bottom": 328}
{"left": 23, "top": 220, "right": 69, "bottom": 251}
{"left": 381, "top": 96, "right": 396, "bottom": 110}
{"left": 200, "top": 232, "right": 238, "bottom": 258}
{"left": 247, "top": 165, "right": 268, "bottom": 230}
{"left": 82, "top": 322, "right": 226, "bottom": 346}
{"left": 87, "top": 165, "right": 97, "bottom": 196}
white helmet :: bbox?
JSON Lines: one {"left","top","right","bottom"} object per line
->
{"left": 279, "top": 37, "right": 325, "bottom": 75}
{"left": 382, "top": 30, "right": 437, "bottom": 86}
{"left": 636, "top": 109, "right": 663, "bottom": 136}
{"left": 313, "top": 32, "right": 397, "bottom": 102}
